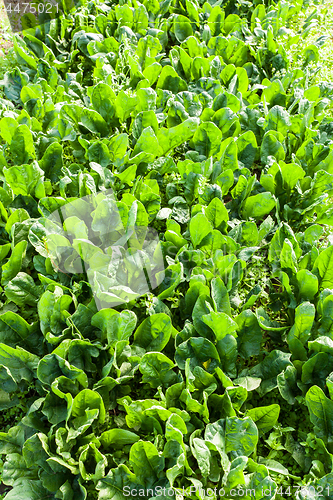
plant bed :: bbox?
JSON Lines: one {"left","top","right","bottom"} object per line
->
{"left": 0, "top": 0, "right": 332, "bottom": 499}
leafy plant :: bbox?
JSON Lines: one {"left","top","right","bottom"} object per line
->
{"left": 0, "top": 0, "right": 331, "bottom": 498}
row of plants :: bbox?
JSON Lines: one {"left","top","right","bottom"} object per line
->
{"left": 0, "top": 0, "right": 332, "bottom": 498}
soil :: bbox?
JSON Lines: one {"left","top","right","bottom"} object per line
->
{"left": 0, "top": 482, "right": 11, "bottom": 496}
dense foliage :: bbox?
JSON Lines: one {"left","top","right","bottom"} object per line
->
{"left": 0, "top": 0, "right": 332, "bottom": 498}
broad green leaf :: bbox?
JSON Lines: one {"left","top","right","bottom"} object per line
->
{"left": 261, "top": 131, "right": 285, "bottom": 164}
{"left": 90, "top": 82, "right": 116, "bottom": 122}
{"left": 4, "top": 164, "right": 43, "bottom": 196}
{"left": 174, "top": 15, "right": 193, "bottom": 43}
{"left": 0, "top": 117, "right": 17, "bottom": 144}
{"left": 9, "top": 125, "right": 36, "bottom": 165}
{"left": 277, "top": 365, "right": 298, "bottom": 404}
{"left": 100, "top": 429, "right": 139, "bottom": 448}
{"left": 133, "top": 313, "right": 173, "bottom": 351}
{"left": 4, "top": 272, "right": 41, "bottom": 307}
{"left": 115, "top": 91, "right": 138, "bottom": 123}
{"left": 236, "top": 310, "right": 262, "bottom": 359}
{"left": 189, "top": 213, "right": 213, "bottom": 249}
{"left": 192, "top": 122, "right": 222, "bottom": 157}
{"left": 296, "top": 269, "right": 318, "bottom": 301}
{"left": 1, "top": 240, "right": 27, "bottom": 286}
{"left": 211, "top": 277, "right": 231, "bottom": 317}
{"left": 156, "top": 66, "right": 187, "bottom": 93}
{"left": 225, "top": 416, "right": 258, "bottom": 458}
{"left": 158, "top": 262, "right": 184, "bottom": 300}
{"left": 129, "top": 441, "right": 164, "bottom": 487}
{"left": 237, "top": 131, "right": 258, "bottom": 169}
{"left": 302, "top": 352, "right": 333, "bottom": 387}
{"left": 175, "top": 337, "right": 220, "bottom": 371}
{"left": 305, "top": 385, "right": 333, "bottom": 445}
{"left": 263, "top": 105, "right": 291, "bottom": 136}
{"left": 313, "top": 246, "right": 333, "bottom": 290}
{"left": 242, "top": 192, "right": 276, "bottom": 220}
{"left": 2, "top": 479, "right": 49, "bottom": 500}
{"left": 71, "top": 389, "right": 105, "bottom": 425}
{"left": 92, "top": 309, "right": 137, "bottom": 346}
{"left": 139, "top": 352, "right": 177, "bottom": 388}
{"left": 248, "top": 349, "right": 292, "bottom": 396}
{"left": 205, "top": 197, "right": 228, "bottom": 231}
{"left": 246, "top": 404, "right": 280, "bottom": 434}
{"left": 157, "top": 118, "right": 199, "bottom": 156}
{"left": 287, "top": 301, "right": 315, "bottom": 360}
{"left": 202, "top": 311, "right": 237, "bottom": 341}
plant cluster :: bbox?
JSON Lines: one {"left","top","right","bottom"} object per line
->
{"left": 0, "top": 0, "right": 332, "bottom": 498}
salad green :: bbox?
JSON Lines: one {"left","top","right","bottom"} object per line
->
{"left": 0, "top": 0, "right": 332, "bottom": 498}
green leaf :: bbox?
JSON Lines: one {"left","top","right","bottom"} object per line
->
{"left": 100, "top": 429, "right": 140, "bottom": 448}
{"left": 236, "top": 131, "right": 258, "bottom": 169}
{"left": 296, "top": 269, "right": 318, "bottom": 301}
{"left": 174, "top": 15, "right": 193, "bottom": 42}
{"left": 190, "top": 435, "right": 211, "bottom": 477}
{"left": 2, "top": 453, "right": 38, "bottom": 485}
{"left": 157, "top": 118, "right": 199, "bottom": 155}
{"left": 202, "top": 311, "right": 238, "bottom": 341}
{"left": 305, "top": 385, "right": 333, "bottom": 445}
{"left": 301, "top": 352, "right": 333, "bottom": 387}
{"left": 96, "top": 464, "right": 139, "bottom": 500}
{"left": 242, "top": 192, "right": 276, "bottom": 220}
{"left": 261, "top": 131, "right": 285, "bottom": 164}
{"left": 313, "top": 246, "right": 333, "bottom": 289}
{"left": 175, "top": 337, "right": 220, "bottom": 371}
{"left": 4, "top": 164, "right": 43, "bottom": 196}
{"left": 277, "top": 365, "right": 298, "bottom": 404}
{"left": 234, "top": 376, "right": 261, "bottom": 391}
{"left": 280, "top": 239, "right": 297, "bottom": 274}
{"left": 5, "top": 208, "right": 30, "bottom": 235}
{"left": 79, "top": 442, "right": 107, "bottom": 481}
{"left": 246, "top": 404, "right": 280, "bottom": 434}
{"left": 189, "top": 213, "right": 213, "bottom": 249}
{"left": 211, "top": 277, "right": 231, "bottom": 317}
{"left": 139, "top": 352, "right": 177, "bottom": 388}
{"left": 129, "top": 441, "right": 164, "bottom": 487}
{"left": 2, "top": 479, "right": 49, "bottom": 500}
{"left": 192, "top": 122, "right": 222, "bottom": 157}
{"left": 132, "top": 127, "right": 158, "bottom": 159}
{"left": 158, "top": 262, "right": 184, "bottom": 300}
{"left": 71, "top": 389, "right": 105, "bottom": 425}
{"left": 92, "top": 309, "right": 137, "bottom": 347}
{"left": 156, "top": 66, "right": 187, "bottom": 93}
{"left": 133, "top": 313, "right": 173, "bottom": 351}
{"left": 1, "top": 240, "right": 27, "bottom": 286}
{"left": 0, "top": 343, "right": 38, "bottom": 384}
{"left": 9, "top": 125, "right": 36, "bottom": 165}
{"left": 4, "top": 67, "right": 29, "bottom": 103}
{"left": 236, "top": 310, "right": 262, "bottom": 358}
{"left": 40, "top": 143, "right": 63, "bottom": 183}
{"left": 225, "top": 416, "right": 258, "bottom": 458}
{"left": 248, "top": 349, "right": 292, "bottom": 396}
{"left": 205, "top": 197, "right": 228, "bottom": 231}
{"left": 287, "top": 302, "right": 315, "bottom": 359}
{"left": 0, "top": 117, "right": 17, "bottom": 144}
{"left": 279, "top": 161, "right": 305, "bottom": 191}
{"left": 4, "top": 272, "right": 41, "bottom": 306}
{"left": 263, "top": 105, "right": 291, "bottom": 136}
{"left": 90, "top": 82, "right": 116, "bottom": 122}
